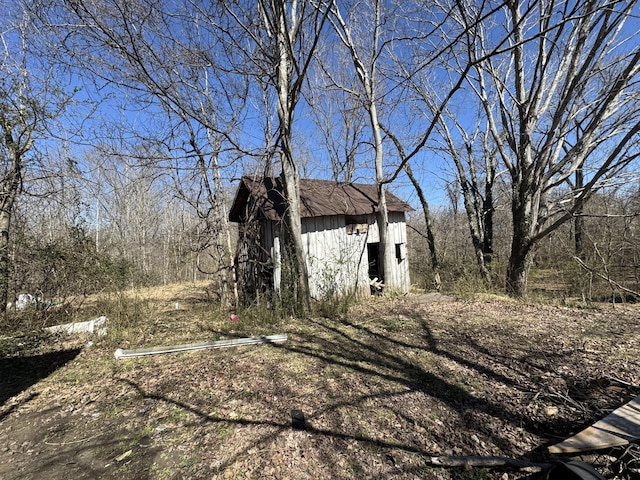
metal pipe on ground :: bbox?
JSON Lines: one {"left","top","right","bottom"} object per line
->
{"left": 114, "top": 334, "right": 288, "bottom": 359}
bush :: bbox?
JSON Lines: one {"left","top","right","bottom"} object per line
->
{"left": 10, "top": 225, "right": 145, "bottom": 303}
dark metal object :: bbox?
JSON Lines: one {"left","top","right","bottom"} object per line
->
{"left": 546, "top": 460, "right": 606, "bottom": 480}
{"left": 291, "top": 409, "right": 306, "bottom": 430}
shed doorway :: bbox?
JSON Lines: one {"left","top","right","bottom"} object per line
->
{"left": 367, "top": 242, "right": 382, "bottom": 285}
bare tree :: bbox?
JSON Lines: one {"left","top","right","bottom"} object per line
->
{"left": 0, "top": 4, "right": 69, "bottom": 311}
{"left": 306, "top": 50, "right": 365, "bottom": 183}
{"left": 327, "top": 0, "right": 396, "bottom": 290}
{"left": 82, "top": 147, "right": 163, "bottom": 276}
{"left": 36, "top": 0, "right": 250, "bottom": 303}
{"left": 379, "top": 0, "right": 521, "bottom": 288}
{"left": 573, "top": 166, "right": 585, "bottom": 260}
{"left": 39, "top": 0, "right": 334, "bottom": 309}
{"left": 78, "top": 144, "right": 213, "bottom": 286}
{"left": 269, "top": 0, "right": 320, "bottom": 311}
{"left": 462, "top": 0, "right": 640, "bottom": 296}
{"left": 432, "top": 107, "right": 497, "bottom": 282}
{"left": 220, "top": 0, "right": 329, "bottom": 310}
{"left": 326, "top": 0, "right": 485, "bottom": 288}
{"left": 404, "top": 162, "right": 440, "bottom": 276}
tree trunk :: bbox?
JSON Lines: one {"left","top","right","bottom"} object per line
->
{"left": 483, "top": 180, "right": 494, "bottom": 267}
{"left": 280, "top": 163, "right": 311, "bottom": 311}
{"left": 274, "top": 0, "right": 311, "bottom": 311}
{"left": 0, "top": 154, "right": 22, "bottom": 313}
{"left": 574, "top": 167, "right": 585, "bottom": 259}
{"left": 0, "top": 210, "right": 11, "bottom": 312}
{"left": 460, "top": 185, "right": 490, "bottom": 282}
{"left": 329, "top": 0, "right": 393, "bottom": 292}
{"left": 404, "top": 162, "right": 439, "bottom": 272}
{"left": 470, "top": 176, "right": 495, "bottom": 283}
{"left": 370, "top": 103, "right": 392, "bottom": 291}
{"left": 506, "top": 191, "right": 534, "bottom": 296}
{"left": 506, "top": 240, "right": 531, "bottom": 296}
{"left": 377, "top": 185, "right": 391, "bottom": 288}
{"left": 471, "top": 235, "right": 491, "bottom": 282}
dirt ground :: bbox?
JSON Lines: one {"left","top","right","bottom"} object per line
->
{"left": 1, "top": 289, "right": 639, "bottom": 479}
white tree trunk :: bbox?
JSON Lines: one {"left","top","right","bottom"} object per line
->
{"left": 275, "top": 0, "right": 311, "bottom": 310}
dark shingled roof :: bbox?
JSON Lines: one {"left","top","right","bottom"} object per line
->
{"left": 229, "top": 176, "right": 413, "bottom": 222}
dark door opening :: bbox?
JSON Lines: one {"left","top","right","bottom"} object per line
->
{"left": 367, "top": 243, "right": 383, "bottom": 294}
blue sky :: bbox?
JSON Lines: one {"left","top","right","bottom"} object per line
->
{"left": 15, "top": 0, "right": 640, "bottom": 222}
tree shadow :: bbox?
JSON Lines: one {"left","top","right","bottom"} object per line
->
{"left": 387, "top": 305, "right": 637, "bottom": 463}
{"left": 121, "top": 377, "right": 425, "bottom": 452}
{"left": 120, "top": 377, "right": 431, "bottom": 478}
{"left": 293, "top": 315, "right": 626, "bottom": 466}
{"left": 28, "top": 430, "right": 160, "bottom": 480}
{"left": 2, "top": 382, "right": 160, "bottom": 480}
{"left": 118, "top": 313, "right": 558, "bottom": 477}
{"left": 0, "top": 347, "right": 82, "bottom": 418}
{"left": 110, "top": 305, "right": 634, "bottom": 478}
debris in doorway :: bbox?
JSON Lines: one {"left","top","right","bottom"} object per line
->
{"left": 369, "top": 277, "right": 384, "bottom": 293}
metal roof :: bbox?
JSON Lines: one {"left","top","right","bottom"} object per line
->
{"left": 229, "top": 176, "right": 413, "bottom": 222}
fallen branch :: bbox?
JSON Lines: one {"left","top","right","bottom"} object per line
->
{"left": 428, "top": 455, "right": 550, "bottom": 472}
{"left": 114, "top": 334, "right": 288, "bottom": 359}
{"left": 573, "top": 256, "right": 640, "bottom": 300}
{"left": 548, "top": 386, "right": 589, "bottom": 413}
{"left": 602, "top": 375, "right": 639, "bottom": 390}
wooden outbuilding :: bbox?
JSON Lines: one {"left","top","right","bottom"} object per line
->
{"left": 229, "top": 176, "right": 413, "bottom": 299}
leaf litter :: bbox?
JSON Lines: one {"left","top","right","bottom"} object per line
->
{"left": 0, "top": 287, "right": 639, "bottom": 479}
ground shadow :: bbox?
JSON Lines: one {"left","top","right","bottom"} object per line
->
{"left": 119, "top": 315, "right": 554, "bottom": 478}
{"left": 120, "top": 377, "right": 440, "bottom": 479}
{"left": 387, "top": 303, "right": 638, "bottom": 475}
{"left": 50, "top": 298, "right": 633, "bottom": 479}
{"left": 294, "top": 314, "right": 628, "bottom": 468}
{"left": 0, "top": 348, "right": 82, "bottom": 411}
{"left": 10, "top": 428, "right": 160, "bottom": 480}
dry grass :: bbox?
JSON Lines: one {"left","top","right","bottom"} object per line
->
{"left": 1, "top": 283, "right": 639, "bottom": 479}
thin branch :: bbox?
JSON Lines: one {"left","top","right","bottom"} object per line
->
{"left": 573, "top": 256, "right": 640, "bottom": 299}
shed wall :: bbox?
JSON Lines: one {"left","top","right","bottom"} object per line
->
{"left": 302, "top": 214, "right": 370, "bottom": 298}
{"left": 386, "top": 211, "right": 411, "bottom": 293}
{"left": 262, "top": 212, "right": 410, "bottom": 298}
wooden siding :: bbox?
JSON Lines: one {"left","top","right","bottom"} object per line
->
{"left": 302, "top": 211, "right": 409, "bottom": 298}
{"left": 262, "top": 211, "right": 409, "bottom": 298}
{"left": 302, "top": 214, "right": 367, "bottom": 298}
{"left": 387, "top": 212, "right": 411, "bottom": 293}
